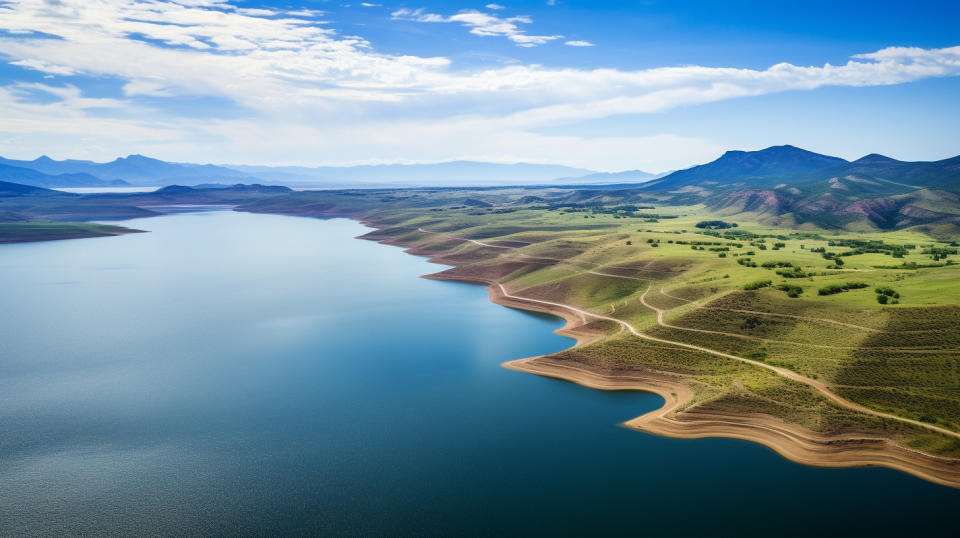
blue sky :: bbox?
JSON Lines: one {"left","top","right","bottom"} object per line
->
{"left": 0, "top": 0, "right": 958, "bottom": 172}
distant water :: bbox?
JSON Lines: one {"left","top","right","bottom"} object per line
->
{"left": 0, "top": 211, "right": 956, "bottom": 536}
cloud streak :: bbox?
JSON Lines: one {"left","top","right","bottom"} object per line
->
{"left": 391, "top": 7, "right": 562, "bottom": 47}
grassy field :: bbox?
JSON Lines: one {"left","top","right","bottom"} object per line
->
{"left": 249, "top": 187, "right": 960, "bottom": 456}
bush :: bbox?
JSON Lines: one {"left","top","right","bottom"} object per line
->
{"left": 742, "top": 280, "right": 772, "bottom": 290}
{"left": 877, "top": 294, "right": 888, "bottom": 304}
{"left": 875, "top": 286, "right": 898, "bottom": 297}
{"left": 776, "top": 284, "right": 803, "bottom": 298}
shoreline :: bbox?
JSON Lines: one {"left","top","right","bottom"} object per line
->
{"left": 19, "top": 206, "right": 957, "bottom": 488}
{"left": 359, "top": 222, "right": 960, "bottom": 490}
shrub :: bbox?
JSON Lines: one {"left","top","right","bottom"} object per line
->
{"left": 742, "top": 280, "right": 772, "bottom": 290}
{"left": 776, "top": 284, "right": 804, "bottom": 298}
{"left": 876, "top": 286, "right": 899, "bottom": 297}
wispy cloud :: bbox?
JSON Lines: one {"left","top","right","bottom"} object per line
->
{"left": 486, "top": 3, "right": 505, "bottom": 9}
{"left": 391, "top": 8, "right": 562, "bottom": 47}
{"left": 0, "top": 1, "right": 958, "bottom": 170}
{"left": 565, "top": 40, "right": 594, "bottom": 47}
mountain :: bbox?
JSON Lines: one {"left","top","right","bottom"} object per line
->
{"left": 0, "top": 155, "right": 259, "bottom": 186}
{"left": 0, "top": 163, "right": 127, "bottom": 188}
{"left": 227, "top": 161, "right": 597, "bottom": 187}
{"left": 644, "top": 145, "right": 960, "bottom": 195}
{"left": 838, "top": 154, "right": 960, "bottom": 190}
{"left": 90, "top": 155, "right": 258, "bottom": 184}
{"left": 644, "top": 145, "right": 849, "bottom": 191}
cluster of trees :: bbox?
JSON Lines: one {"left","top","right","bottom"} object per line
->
{"left": 695, "top": 220, "right": 738, "bottom": 229}
{"left": 775, "top": 266, "right": 810, "bottom": 278}
{"left": 827, "top": 238, "right": 914, "bottom": 259}
{"left": 818, "top": 282, "right": 868, "bottom": 296}
{"left": 675, "top": 240, "right": 723, "bottom": 246}
{"left": 922, "top": 247, "right": 957, "bottom": 262}
{"left": 742, "top": 280, "right": 772, "bottom": 290}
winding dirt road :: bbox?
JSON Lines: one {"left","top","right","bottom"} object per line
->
{"left": 493, "top": 280, "right": 960, "bottom": 440}
{"left": 418, "top": 226, "right": 960, "bottom": 439}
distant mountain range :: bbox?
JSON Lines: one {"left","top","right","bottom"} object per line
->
{"left": 3, "top": 144, "right": 958, "bottom": 234}
{"left": 226, "top": 161, "right": 602, "bottom": 187}
{"left": 0, "top": 155, "right": 257, "bottom": 187}
{"left": 564, "top": 144, "right": 960, "bottom": 232}
{"left": 0, "top": 155, "right": 640, "bottom": 188}
{"left": 0, "top": 162, "right": 128, "bottom": 189}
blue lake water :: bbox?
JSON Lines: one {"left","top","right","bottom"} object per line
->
{"left": 0, "top": 210, "right": 957, "bottom": 535}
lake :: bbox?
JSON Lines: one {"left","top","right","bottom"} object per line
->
{"left": 0, "top": 210, "right": 957, "bottom": 536}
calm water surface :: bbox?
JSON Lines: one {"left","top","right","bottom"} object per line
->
{"left": 0, "top": 211, "right": 957, "bottom": 536}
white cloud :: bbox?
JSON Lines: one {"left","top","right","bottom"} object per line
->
{"left": 0, "top": 1, "right": 958, "bottom": 171}
{"left": 392, "top": 8, "right": 562, "bottom": 47}
{"left": 565, "top": 40, "right": 594, "bottom": 47}
{"left": 486, "top": 3, "right": 505, "bottom": 9}
{"left": 10, "top": 59, "right": 76, "bottom": 75}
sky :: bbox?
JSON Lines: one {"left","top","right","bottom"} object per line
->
{"left": 0, "top": 0, "right": 958, "bottom": 173}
